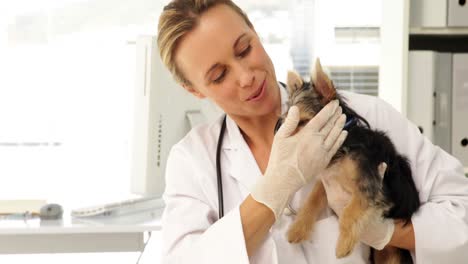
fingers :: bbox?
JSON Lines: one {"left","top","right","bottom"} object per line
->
{"left": 319, "top": 107, "right": 343, "bottom": 137}
{"left": 323, "top": 114, "right": 346, "bottom": 150}
{"left": 276, "top": 105, "right": 300, "bottom": 137}
{"left": 327, "top": 130, "right": 348, "bottom": 159}
{"left": 320, "top": 171, "right": 332, "bottom": 190}
{"left": 304, "top": 100, "right": 340, "bottom": 132}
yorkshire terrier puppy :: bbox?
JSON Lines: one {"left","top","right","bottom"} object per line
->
{"left": 283, "top": 59, "right": 420, "bottom": 264}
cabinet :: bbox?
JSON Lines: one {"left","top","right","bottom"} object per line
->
{"left": 407, "top": 1, "right": 468, "bottom": 166}
{"left": 410, "top": 0, "right": 468, "bottom": 28}
{"left": 380, "top": 0, "right": 468, "bottom": 166}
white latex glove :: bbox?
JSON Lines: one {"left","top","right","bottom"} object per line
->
{"left": 251, "top": 100, "right": 348, "bottom": 219}
{"left": 321, "top": 162, "right": 395, "bottom": 250}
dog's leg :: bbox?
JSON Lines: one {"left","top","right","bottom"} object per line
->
{"left": 373, "top": 246, "right": 402, "bottom": 264}
{"left": 335, "top": 194, "right": 369, "bottom": 258}
{"left": 287, "top": 181, "right": 327, "bottom": 243}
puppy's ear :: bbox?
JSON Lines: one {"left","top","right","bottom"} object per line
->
{"left": 286, "top": 71, "right": 303, "bottom": 95}
{"left": 311, "top": 58, "right": 336, "bottom": 104}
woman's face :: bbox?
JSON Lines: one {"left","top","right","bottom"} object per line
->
{"left": 175, "top": 4, "right": 281, "bottom": 120}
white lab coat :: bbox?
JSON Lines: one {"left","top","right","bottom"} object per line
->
{"left": 161, "top": 85, "right": 468, "bottom": 264}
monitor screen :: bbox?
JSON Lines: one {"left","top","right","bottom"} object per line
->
{"left": 131, "top": 35, "right": 222, "bottom": 197}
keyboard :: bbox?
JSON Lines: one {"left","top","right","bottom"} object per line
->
{"left": 71, "top": 196, "right": 165, "bottom": 218}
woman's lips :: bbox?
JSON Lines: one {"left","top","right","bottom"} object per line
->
{"left": 247, "top": 80, "right": 266, "bottom": 102}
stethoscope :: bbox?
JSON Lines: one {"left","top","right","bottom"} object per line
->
{"left": 215, "top": 114, "right": 227, "bottom": 219}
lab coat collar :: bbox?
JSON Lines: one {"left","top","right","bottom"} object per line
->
{"left": 223, "top": 82, "right": 289, "bottom": 151}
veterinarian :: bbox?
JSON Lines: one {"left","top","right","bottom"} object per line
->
{"left": 158, "top": 0, "right": 468, "bottom": 263}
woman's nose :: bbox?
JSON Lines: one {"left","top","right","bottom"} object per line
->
{"left": 237, "top": 63, "right": 255, "bottom": 88}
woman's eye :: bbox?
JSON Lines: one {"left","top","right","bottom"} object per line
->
{"left": 213, "top": 70, "right": 226, "bottom": 84}
{"left": 238, "top": 45, "right": 251, "bottom": 57}
{"left": 210, "top": 44, "right": 251, "bottom": 85}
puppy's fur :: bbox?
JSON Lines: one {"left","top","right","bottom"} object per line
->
{"left": 285, "top": 59, "right": 420, "bottom": 264}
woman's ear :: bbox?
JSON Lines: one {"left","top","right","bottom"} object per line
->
{"left": 182, "top": 83, "right": 206, "bottom": 99}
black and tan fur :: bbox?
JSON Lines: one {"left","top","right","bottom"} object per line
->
{"left": 284, "top": 59, "right": 420, "bottom": 264}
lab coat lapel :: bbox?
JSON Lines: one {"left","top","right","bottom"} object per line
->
{"left": 225, "top": 115, "right": 262, "bottom": 198}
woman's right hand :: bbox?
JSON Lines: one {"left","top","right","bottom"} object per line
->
{"left": 251, "top": 100, "right": 348, "bottom": 219}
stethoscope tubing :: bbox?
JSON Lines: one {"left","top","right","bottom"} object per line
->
{"left": 216, "top": 115, "right": 227, "bottom": 219}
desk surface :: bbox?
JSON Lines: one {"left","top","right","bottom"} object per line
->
{"left": 0, "top": 208, "right": 163, "bottom": 254}
{"left": 0, "top": 208, "right": 162, "bottom": 235}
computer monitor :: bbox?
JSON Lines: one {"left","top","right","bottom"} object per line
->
{"left": 130, "top": 35, "right": 223, "bottom": 197}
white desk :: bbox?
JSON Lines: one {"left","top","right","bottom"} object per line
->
{"left": 0, "top": 208, "right": 162, "bottom": 254}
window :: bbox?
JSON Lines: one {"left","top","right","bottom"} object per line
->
{"left": 0, "top": 0, "right": 164, "bottom": 206}
{"left": 240, "top": 0, "right": 382, "bottom": 94}
{"left": 329, "top": 66, "right": 379, "bottom": 96}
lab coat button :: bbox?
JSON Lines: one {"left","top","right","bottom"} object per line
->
{"left": 284, "top": 208, "right": 293, "bottom": 216}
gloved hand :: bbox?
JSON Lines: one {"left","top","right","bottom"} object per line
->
{"left": 321, "top": 162, "right": 395, "bottom": 250}
{"left": 251, "top": 100, "right": 348, "bottom": 219}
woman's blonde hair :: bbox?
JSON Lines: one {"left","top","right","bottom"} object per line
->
{"left": 157, "top": 0, "right": 253, "bottom": 85}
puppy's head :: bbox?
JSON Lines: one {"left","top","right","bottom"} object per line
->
{"left": 277, "top": 58, "right": 339, "bottom": 130}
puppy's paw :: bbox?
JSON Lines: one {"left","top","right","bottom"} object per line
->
{"left": 335, "top": 233, "right": 357, "bottom": 258}
{"left": 287, "top": 221, "right": 312, "bottom": 243}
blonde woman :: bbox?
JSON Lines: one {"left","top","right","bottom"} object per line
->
{"left": 157, "top": 1, "right": 468, "bottom": 263}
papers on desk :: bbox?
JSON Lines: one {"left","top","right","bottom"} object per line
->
{"left": 71, "top": 207, "right": 163, "bottom": 226}
{"left": 71, "top": 196, "right": 164, "bottom": 218}
{"left": 0, "top": 200, "right": 46, "bottom": 215}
